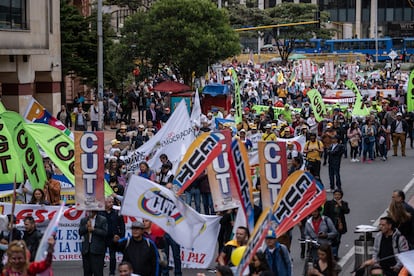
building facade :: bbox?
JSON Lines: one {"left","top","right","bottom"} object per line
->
{"left": 0, "top": 0, "right": 61, "bottom": 115}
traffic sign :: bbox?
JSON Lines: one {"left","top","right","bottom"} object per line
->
{"left": 388, "top": 50, "right": 398, "bottom": 60}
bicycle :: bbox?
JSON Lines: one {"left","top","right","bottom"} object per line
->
{"left": 299, "top": 238, "right": 320, "bottom": 276}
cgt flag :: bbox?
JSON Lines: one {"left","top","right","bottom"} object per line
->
{"left": 307, "top": 89, "right": 327, "bottom": 122}
{"left": 407, "top": 70, "right": 414, "bottom": 112}
{"left": 121, "top": 175, "right": 207, "bottom": 249}
{"left": 345, "top": 79, "right": 370, "bottom": 117}
{"left": 175, "top": 132, "right": 222, "bottom": 195}
{"left": 0, "top": 111, "right": 47, "bottom": 190}
{"left": 74, "top": 131, "right": 105, "bottom": 211}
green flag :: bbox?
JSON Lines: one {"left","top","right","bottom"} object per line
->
{"left": 231, "top": 69, "right": 242, "bottom": 125}
{"left": 0, "top": 111, "right": 47, "bottom": 189}
{"left": 0, "top": 117, "right": 25, "bottom": 185}
{"left": 25, "top": 123, "right": 113, "bottom": 196}
{"left": 0, "top": 101, "right": 6, "bottom": 114}
{"left": 344, "top": 80, "right": 370, "bottom": 117}
{"left": 307, "top": 89, "right": 327, "bottom": 122}
{"left": 407, "top": 70, "right": 414, "bottom": 112}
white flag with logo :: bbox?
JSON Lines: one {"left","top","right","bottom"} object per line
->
{"left": 123, "top": 100, "right": 195, "bottom": 173}
{"left": 121, "top": 175, "right": 206, "bottom": 248}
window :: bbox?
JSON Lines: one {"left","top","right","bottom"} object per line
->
{"left": 0, "top": 0, "right": 27, "bottom": 29}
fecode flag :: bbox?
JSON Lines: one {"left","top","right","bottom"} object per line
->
{"left": 74, "top": 131, "right": 105, "bottom": 211}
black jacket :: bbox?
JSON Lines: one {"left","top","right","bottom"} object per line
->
{"left": 328, "top": 143, "right": 344, "bottom": 167}
{"left": 390, "top": 119, "right": 408, "bottom": 134}
{"left": 23, "top": 229, "right": 43, "bottom": 261}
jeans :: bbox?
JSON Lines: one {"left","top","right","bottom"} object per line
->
{"left": 363, "top": 140, "right": 374, "bottom": 160}
{"left": 91, "top": 120, "right": 99, "bottom": 131}
{"left": 107, "top": 244, "right": 117, "bottom": 274}
{"left": 185, "top": 188, "right": 201, "bottom": 213}
{"left": 201, "top": 192, "right": 214, "bottom": 215}
{"left": 162, "top": 233, "right": 182, "bottom": 276}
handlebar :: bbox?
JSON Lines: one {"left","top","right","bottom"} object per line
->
{"left": 298, "top": 238, "right": 320, "bottom": 246}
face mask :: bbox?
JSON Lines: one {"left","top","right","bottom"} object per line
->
{"left": 121, "top": 169, "right": 127, "bottom": 174}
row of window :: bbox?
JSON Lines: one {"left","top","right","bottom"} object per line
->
{"left": 0, "top": 0, "right": 27, "bottom": 29}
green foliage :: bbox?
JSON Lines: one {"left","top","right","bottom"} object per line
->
{"left": 61, "top": 0, "right": 116, "bottom": 89}
{"left": 118, "top": 0, "right": 240, "bottom": 84}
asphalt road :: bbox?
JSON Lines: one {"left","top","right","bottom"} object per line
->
{"left": 51, "top": 143, "right": 414, "bottom": 275}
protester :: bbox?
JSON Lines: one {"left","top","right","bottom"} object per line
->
{"left": 22, "top": 216, "right": 43, "bottom": 262}
{"left": 307, "top": 244, "right": 340, "bottom": 276}
{"left": 217, "top": 226, "right": 250, "bottom": 266}
{"left": 1, "top": 236, "right": 56, "bottom": 276}
{"left": 98, "top": 197, "right": 125, "bottom": 276}
{"left": 364, "top": 216, "right": 409, "bottom": 276}
{"left": 249, "top": 251, "right": 272, "bottom": 276}
{"left": 79, "top": 210, "right": 108, "bottom": 276}
{"left": 28, "top": 188, "right": 49, "bottom": 205}
{"left": 323, "top": 189, "right": 350, "bottom": 260}
{"left": 263, "top": 229, "right": 292, "bottom": 276}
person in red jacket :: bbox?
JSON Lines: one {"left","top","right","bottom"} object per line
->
{"left": 2, "top": 236, "right": 55, "bottom": 276}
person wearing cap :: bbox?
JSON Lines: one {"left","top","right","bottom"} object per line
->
{"left": 225, "top": 108, "right": 236, "bottom": 120}
{"left": 327, "top": 135, "right": 344, "bottom": 192}
{"left": 116, "top": 123, "right": 130, "bottom": 142}
{"left": 211, "top": 107, "right": 224, "bottom": 119}
{"left": 262, "top": 124, "right": 277, "bottom": 141}
{"left": 116, "top": 221, "right": 157, "bottom": 276}
{"left": 301, "top": 101, "right": 312, "bottom": 119}
{"left": 282, "top": 103, "right": 293, "bottom": 125}
{"left": 263, "top": 228, "right": 292, "bottom": 276}
{"left": 131, "top": 124, "right": 149, "bottom": 150}
{"left": 79, "top": 210, "right": 108, "bottom": 276}
{"left": 248, "top": 125, "right": 262, "bottom": 151}
{"left": 390, "top": 112, "right": 408, "bottom": 157}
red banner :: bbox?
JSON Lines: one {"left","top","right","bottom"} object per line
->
{"left": 207, "top": 131, "right": 240, "bottom": 212}
{"left": 272, "top": 171, "right": 326, "bottom": 236}
{"left": 74, "top": 131, "right": 105, "bottom": 210}
{"left": 258, "top": 141, "right": 288, "bottom": 209}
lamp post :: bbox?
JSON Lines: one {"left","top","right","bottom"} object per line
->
{"left": 97, "top": 0, "right": 104, "bottom": 130}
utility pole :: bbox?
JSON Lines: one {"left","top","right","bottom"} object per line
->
{"left": 97, "top": 0, "right": 104, "bottom": 130}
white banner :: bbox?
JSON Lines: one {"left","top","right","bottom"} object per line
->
{"left": 121, "top": 175, "right": 207, "bottom": 249}
{"left": 324, "top": 89, "right": 395, "bottom": 99}
{"left": 123, "top": 100, "right": 195, "bottom": 173}
{"left": 302, "top": 60, "right": 312, "bottom": 81}
{"left": 0, "top": 203, "right": 220, "bottom": 268}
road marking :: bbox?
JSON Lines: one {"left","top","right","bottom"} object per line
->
{"left": 338, "top": 175, "right": 414, "bottom": 268}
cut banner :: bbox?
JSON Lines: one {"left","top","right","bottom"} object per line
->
{"left": 123, "top": 100, "right": 195, "bottom": 173}
{"left": 207, "top": 131, "right": 241, "bottom": 212}
{"left": 272, "top": 170, "right": 326, "bottom": 236}
{"left": 229, "top": 138, "right": 255, "bottom": 232}
{"left": 121, "top": 175, "right": 207, "bottom": 249}
{"left": 174, "top": 132, "right": 222, "bottom": 195}
{"left": 74, "top": 131, "right": 105, "bottom": 211}
{"left": 258, "top": 141, "right": 288, "bottom": 210}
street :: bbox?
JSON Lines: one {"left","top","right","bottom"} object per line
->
{"left": 51, "top": 143, "right": 414, "bottom": 275}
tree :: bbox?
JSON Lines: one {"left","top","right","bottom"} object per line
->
{"left": 263, "top": 3, "right": 333, "bottom": 64}
{"left": 142, "top": 0, "right": 241, "bottom": 84}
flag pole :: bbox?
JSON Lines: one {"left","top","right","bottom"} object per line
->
{"left": 9, "top": 174, "right": 17, "bottom": 243}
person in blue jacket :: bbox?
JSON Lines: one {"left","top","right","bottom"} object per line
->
{"left": 263, "top": 228, "right": 292, "bottom": 276}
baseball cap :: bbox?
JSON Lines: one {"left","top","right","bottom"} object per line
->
{"left": 265, "top": 124, "right": 271, "bottom": 129}
{"left": 265, "top": 229, "right": 277, "bottom": 239}
{"left": 131, "top": 221, "right": 145, "bottom": 229}
{"left": 396, "top": 112, "right": 402, "bottom": 116}
{"left": 111, "top": 139, "right": 120, "bottom": 146}
{"left": 230, "top": 108, "right": 236, "bottom": 112}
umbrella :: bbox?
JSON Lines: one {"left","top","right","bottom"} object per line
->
{"left": 152, "top": 80, "right": 191, "bottom": 93}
